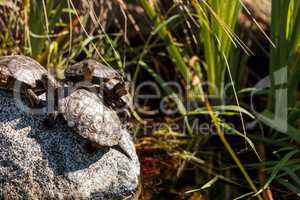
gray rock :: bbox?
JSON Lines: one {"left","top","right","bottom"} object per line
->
{"left": 0, "top": 91, "right": 140, "bottom": 199}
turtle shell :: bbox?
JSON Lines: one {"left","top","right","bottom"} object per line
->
{"left": 64, "top": 59, "right": 131, "bottom": 122}
{"left": 59, "top": 89, "right": 122, "bottom": 147}
{"left": 0, "top": 55, "right": 47, "bottom": 89}
{"left": 65, "top": 59, "right": 122, "bottom": 83}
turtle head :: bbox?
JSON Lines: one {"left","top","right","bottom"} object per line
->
{"left": 64, "top": 62, "right": 87, "bottom": 82}
{"left": 82, "top": 63, "right": 95, "bottom": 81}
{"left": 115, "top": 93, "right": 133, "bottom": 121}
{"left": 41, "top": 73, "right": 49, "bottom": 84}
{"left": 41, "top": 73, "right": 61, "bottom": 90}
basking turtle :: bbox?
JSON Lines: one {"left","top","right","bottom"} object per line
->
{"left": 0, "top": 55, "right": 48, "bottom": 107}
{"left": 59, "top": 88, "right": 131, "bottom": 159}
{"left": 64, "top": 59, "right": 130, "bottom": 112}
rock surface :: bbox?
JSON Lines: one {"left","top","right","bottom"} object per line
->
{"left": 0, "top": 91, "right": 140, "bottom": 199}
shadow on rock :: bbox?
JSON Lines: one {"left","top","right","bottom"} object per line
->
{"left": 27, "top": 122, "right": 109, "bottom": 175}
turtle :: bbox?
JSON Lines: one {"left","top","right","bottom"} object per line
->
{"left": 58, "top": 88, "right": 131, "bottom": 159}
{"left": 64, "top": 59, "right": 132, "bottom": 120}
{"left": 0, "top": 55, "right": 49, "bottom": 107}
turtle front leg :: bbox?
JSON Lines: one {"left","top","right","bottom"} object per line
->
{"left": 25, "top": 88, "right": 42, "bottom": 108}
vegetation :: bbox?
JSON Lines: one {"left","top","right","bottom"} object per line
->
{"left": 0, "top": 0, "right": 299, "bottom": 199}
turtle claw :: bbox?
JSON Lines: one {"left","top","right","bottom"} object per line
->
{"left": 44, "top": 112, "right": 61, "bottom": 129}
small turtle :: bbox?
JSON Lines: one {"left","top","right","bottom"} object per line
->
{"left": 64, "top": 59, "right": 130, "bottom": 112}
{"left": 0, "top": 55, "right": 48, "bottom": 107}
{"left": 59, "top": 88, "right": 131, "bottom": 159}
